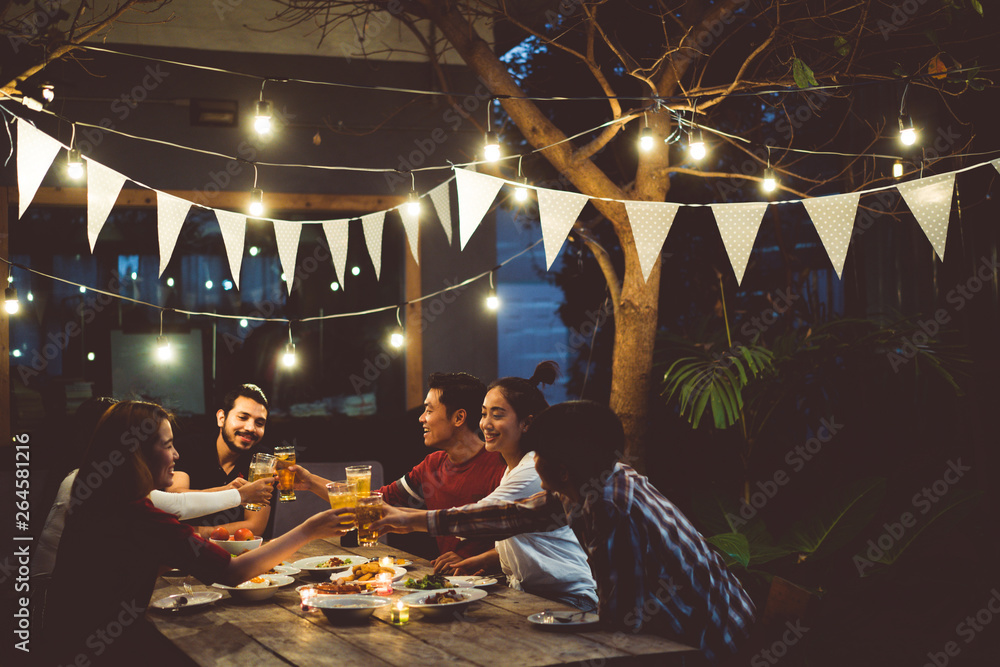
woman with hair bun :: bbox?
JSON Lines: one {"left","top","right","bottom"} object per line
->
{"left": 434, "top": 361, "right": 598, "bottom": 611}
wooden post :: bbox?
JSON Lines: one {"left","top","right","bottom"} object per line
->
{"left": 1, "top": 186, "right": 10, "bottom": 446}
{"left": 404, "top": 247, "right": 423, "bottom": 410}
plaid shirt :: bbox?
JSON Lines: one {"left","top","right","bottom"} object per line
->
{"left": 428, "top": 463, "right": 755, "bottom": 662}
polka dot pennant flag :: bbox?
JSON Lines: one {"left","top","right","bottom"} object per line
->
{"left": 321, "top": 219, "right": 351, "bottom": 287}
{"left": 274, "top": 220, "right": 302, "bottom": 295}
{"left": 16, "top": 118, "right": 63, "bottom": 219}
{"left": 399, "top": 204, "right": 420, "bottom": 265}
{"left": 710, "top": 202, "right": 769, "bottom": 286}
{"left": 456, "top": 168, "right": 504, "bottom": 250}
{"left": 896, "top": 172, "right": 956, "bottom": 261}
{"left": 429, "top": 181, "right": 453, "bottom": 246}
{"left": 624, "top": 200, "right": 680, "bottom": 282}
{"left": 537, "top": 188, "right": 591, "bottom": 270}
{"left": 361, "top": 211, "right": 386, "bottom": 280}
{"left": 85, "top": 158, "right": 128, "bottom": 252}
{"left": 214, "top": 209, "right": 246, "bottom": 290}
{"left": 801, "top": 192, "right": 861, "bottom": 280}
{"left": 156, "top": 191, "right": 192, "bottom": 278}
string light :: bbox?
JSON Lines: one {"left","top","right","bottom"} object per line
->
{"left": 762, "top": 147, "right": 777, "bottom": 193}
{"left": 40, "top": 83, "right": 55, "bottom": 103}
{"left": 281, "top": 324, "right": 296, "bottom": 367}
{"left": 26, "top": 292, "right": 33, "bottom": 302}
{"left": 254, "top": 81, "right": 273, "bottom": 135}
{"left": 485, "top": 272, "right": 499, "bottom": 311}
{"left": 893, "top": 160, "right": 904, "bottom": 178}
{"left": 351, "top": 266, "right": 361, "bottom": 276}
{"left": 87, "top": 352, "right": 95, "bottom": 361}
{"left": 389, "top": 307, "right": 405, "bottom": 349}
{"left": 155, "top": 311, "right": 173, "bottom": 361}
{"left": 483, "top": 100, "right": 501, "bottom": 162}
{"left": 514, "top": 156, "right": 529, "bottom": 203}
{"left": 166, "top": 277, "right": 175, "bottom": 286}
{"left": 330, "top": 281, "right": 340, "bottom": 291}
{"left": 639, "top": 128, "right": 655, "bottom": 152}
{"left": 67, "top": 148, "right": 84, "bottom": 180}
{"left": 688, "top": 106, "right": 706, "bottom": 160}
{"left": 205, "top": 280, "right": 213, "bottom": 290}
{"left": 406, "top": 172, "right": 420, "bottom": 216}
{"left": 898, "top": 115, "right": 917, "bottom": 146}
{"left": 249, "top": 246, "right": 260, "bottom": 257}
{"left": 249, "top": 165, "right": 264, "bottom": 216}
{"left": 240, "top": 318, "right": 249, "bottom": 328}
{"left": 4, "top": 287, "right": 18, "bottom": 315}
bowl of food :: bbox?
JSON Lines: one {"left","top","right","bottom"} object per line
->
{"left": 209, "top": 527, "right": 262, "bottom": 555}
{"left": 310, "top": 595, "right": 390, "bottom": 624}
{"left": 399, "top": 587, "right": 488, "bottom": 618}
{"left": 290, "top": 555, "right": 366, "bottom": 579}
{"left": 213, "top": 574, "right": 294, "bottom": 602}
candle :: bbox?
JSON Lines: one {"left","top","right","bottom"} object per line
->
{"left": 379, "top": 556, "right": 394, "bottom": 568}
{"left": 299, "top": 588, "right": 317, "bottom": 611}
{"left": 376, "top": 572, "right": 393, "bottom": 596}
{"left": 389, "top": 600, "right": 409, "bottom": 625}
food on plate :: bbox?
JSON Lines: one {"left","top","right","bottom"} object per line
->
{"left": 317, "top": 556, "right": 351, "bottom": 568}
{"left": 236, "top": 576, "right": 273, "bottom": 589}
{"left": 333, "top": 562, "right": 395, "bottom": 583}
{"left": 209, "top": 527, "right": 229, "bottom": 541}
{"left": 403, "top": 574, "right": 454, "bottom": 590}
{"left": 234, "top": 528, "right": 255, "bottom": 541}
{"left": 423, "top": 590, "right": 465, "bottom": 605}
{"left": 300, "top": 582, "right": 366, "bottom": 595}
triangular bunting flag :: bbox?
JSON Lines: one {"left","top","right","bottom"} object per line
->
{"left": 85, "top": 159, "right": 128, "bottom": 252}
{"left": 710, "top": 202, "right": 769, "bottom": 286}
{"left": 215, "top": 210, "right": 246, "bottom": 290}
{"left": 321, "top": 219, "right": 351, "bottom": 287}
{"left": 361, "top": 211, "right": 386, "bottom": 280}
{"left": 897, "top": 172, "right": 956, "bottom": 261}
{"left": 156, "top": 192, "right": 192, "bottom": 277}
{"left": 274, "top": 221, "right": 302, "bottom": 295}
{"left": 399, "top": 205, "right": 420, "bottom": 264}
{"left": 993, "top": 158, "right": 1000, "bottom": 177}
{"left": 537, "top": 189, "right": 590, "bottom": 270}
{"left": 801, "top": 192, "right": 861, "bottom": 279}
{"left": 455, "top": 168, "right": 504, "bottom": 250}
{"left": 17, "top": 119, "right": 63, "bottom": 219}
{"left": 429, "top": 181, "right": 453, "bottom": 245}
{"left": 624, "top": 200, "right": 680, "bottom": 282}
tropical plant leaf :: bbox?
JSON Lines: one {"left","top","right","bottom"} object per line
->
{"left": 792, "top": 57, "right": 819, "bottom": 88}
{"left": 833, "top": 36, "right": 850, "bottom": 56}
{"left": 707, "top": 533, "right": 751, "bottom": 568}
{"left": 971, "top": 0, "right": 983, "bottom": 15}
{"left": 783, "top": 478, "right": 886, "bottom": 560}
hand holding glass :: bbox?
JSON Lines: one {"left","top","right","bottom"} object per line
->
{"left": 345, "top": 465, "right": 372, "bottom": 496}
{"left": 326, "top": 481, "right": 357, "bottom": 528}
{"left": 274, "top": 445, "right": 296, "bottom": 502}
{"left": 355, "top": 492, "right": 383, "bottom": 547}
{"left": 245, "top": 453, "right": 276, "bottom": 511}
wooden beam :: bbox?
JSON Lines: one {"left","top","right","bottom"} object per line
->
{"left": 6, "top": 187, "right": 406, "bottom": 214}
{"left": 1, "top": 187, "right": 9, "bottom": 447}
{"left": 404, "top": 247, "right": 423, "bottom": 410}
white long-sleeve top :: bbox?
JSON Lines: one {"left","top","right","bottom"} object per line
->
{"left": 458, "top": 451, "right": 598, "bottom": 609}
{"left": 33, "top": 470, "right": 241, "bottom": 577}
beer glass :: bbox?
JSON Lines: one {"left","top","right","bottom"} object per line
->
{"left": 345, "top": 464, "right": 372, "bottom": 496}
{"left": 245, "top": 453, "right": 276, "bottom": 511}
{"left": 274, "top": 445, "right": 296, "bottom": 502}
{"left": 355, "top": 492, "right": 383, "bottom": 547}
{"left": 326, "top": 481, "right": 357, "bottom": 528}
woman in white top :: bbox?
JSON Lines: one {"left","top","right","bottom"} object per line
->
{"left": 437, "top": 362, "right": 598, "bottom": 611}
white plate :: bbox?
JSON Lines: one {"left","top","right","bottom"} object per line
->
{"left": 447, "top": 576, "right": 498, "bottom": 588}
{"left": 264, "top": 564, "right": 301, "bottom": 576}
{"left": 400, "top": 587, "right": 488, "bottom": 616}
{"left": 212, "top": 574, "right": 296, "bottom": 590}
{"left": 296, "top": 583, "right": 376, "bottom": 597}
{"left": 150, "top": 591, "right": 223, "bottom": 611}
{"left": 331, "top": 565, "right": 408, "bottom": 583}
{"left": 290, "top": 555, "right": 368, "bottom": 574}
{"left": 527, "top": 611, "right": 600, "bottom": 628}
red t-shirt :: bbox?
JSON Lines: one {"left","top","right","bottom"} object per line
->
{"left": 377, "top": 447, "right": 505, "bottom": 557}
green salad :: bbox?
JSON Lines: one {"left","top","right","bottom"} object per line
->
{"left": 403, "top": 574, "right": 453, "bottom": 590}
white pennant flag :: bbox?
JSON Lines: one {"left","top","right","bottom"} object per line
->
{"left": 157, "top": 192, "right": 192, "bottom": 277}
{"left": 85, "top": 159, "right": 128, "bottom": 252}
{"left": 897, "top": 172, "right": 955, "bottom": 261}
{"left": 624, "top": 200, "right": 680, "bottom": 282}
{"left": 274, "top": 221, "right": 302, "bottom": 295}
{"left": 321, "top": 219, "right": 351, "bottom": 287}
{"left": 801, "top": 192, "right": 861, "bottom": 279}
{"left": 710, "top": 202, "right": 769, "bottom": 286}
{"left": 17, "top": 119, "right": 63, "bottom": 219}
{"left": 361, "top": 211, "right": 386, "bottom": 280}
{"left": 429, "top": 181, "right": 453, "bottom": 245}
{"left": 537, "top": 188, "right": 590, "bottom": 270}
{"left": 399, "top": 204, "right": 420, "bottom": 264}
{"left": 215, "top": 210, "right": 246, "bottom": 290}
{"left": 993, "top": 158, "right": 1000, "bottom": 177}
{"left": 456, "top": 168, "right": 504, "bottom": 250}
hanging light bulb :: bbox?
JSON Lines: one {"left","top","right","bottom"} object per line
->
{"left": 639, "top": 127, "right": 655, "bottom": 152}
{"left": 67, "top": 149, "right": 84, "bottom": 180}
{"left": 762, "top": 168, "right": 778, "bottom": 193}
{"left": 239, "top": 318, "right": 249, "bottom": 328}
{"left": 406, "top": 190, "right": 421, "bottom": 216}
{"left": 390, "top": 328, "right": 405, "bottom": 349}
{"left": 689, "top": 133, "right": 706, "bottom": 160}
{"left": 249, "top": 188, "right": 264, "bottom": 216}
{"left": 166, "top": 277, "right": 175, "bottom": 287}
{"left": 40, "top": 82, "right": 55, "bottom": 103}
{"left": 26, "top": 292, "right": 33, "bottom": 302}
{"left": 486, "top": 288, "right": 500, "bottom": 311}
{"left": 514, "top": 177, "right": 529, "bottom": 203}
{"left": 892, "top": 160, "right": 904, "bottom": 179}
{"left": 156, "top": 336, "right": 173, "bottom": 362}
{"left": 249, "top": 246, "right": 260, "bottom": 257}
{"left": 898, "top": 115, "right": 917, "bottom": 146}
{"left": 483, "top": 132, "right": 501, "bottom": 162}
{"left": 254, "top": 99, "right": 273, "bottom": 134}
{"left": 4, "top": 287, "right": 19, "bottom": 315}
{"left": 281, "top": 342, "right": 297, "bottom": 367}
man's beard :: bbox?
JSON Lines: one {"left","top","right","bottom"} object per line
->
{"left": 222, "top": 426, "right": 258, "bottom": 454}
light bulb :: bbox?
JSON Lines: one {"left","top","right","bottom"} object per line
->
{"left": 486, "top": 289, "right": 500, "bottom": 311}
{"left": 40, "top": 83, "right": 55, "bottom": 103}
{"left": 351, "top": 266, "right": 360, "bottom": 276}
{"left": 166, "top": 277, "right": 175, "bottom": 287}
{"left": 67, "top": 149, "right": 84, "bottom": 180}
{"left": 130, "top": 271, "right": 137, "bottom": 280}
{"left": 514, "top": 177, "right": 529, "bottom": 203}
{"left": 79, "top": 286, "right": 86, "bottom": 294}
{"left": 249, "top": 246, "right": 259, "bottom": 257}
{"left": 390, "top": 329, "right": 405, "bottom": 349}
{"left": 639, "top": 128, "right": 655, "bottom": 152}
{"left": 254, "top": 100, "right": 273, "bottom": 134}
{"left": 4, "top": 288, "right": 19, "bottom": 314}
{"left": 249, "top": 188, "right": 264, "bottom": 216}
{"left": 892, "top": 161, "right": 903, "bottom": 178}
{"left": 12, "top": 350, "right": 21, "bottom": 358}
{"left": 87, "top": 352, "right": 95, "bottom": 361}
{"left": 26, "top": 292, "right": 33, "bottom": 302}
{"left": 762, "top": 168, "right": 777, "bottom": 193}
{"left": 156, "top": 336, "right": 173, "bottom": 362}
{"left": 240, "top": 318, "right": 249, "bottom": 328}
{"left": 281, "top": 342, "right": 296, "bottom": 367}
{"left": 483, "top": 132, "right": 500, "bottom": 162}
{"left": 223, "top": 280, "right": 233, "bottom": 291}
{"left": 330, "top": 282, "right": 340, "bottom": 292}
{"left": 205, "top": 280, "right": 213, "bottom": 290}
{"left": 689, "top": 140, "right": 706, "bottom": 161}
{"left": 899, "top": 127, "right": 916, "bottom": 146}
{"left": 406, "top": 190, "right": 421, "bottom": 216}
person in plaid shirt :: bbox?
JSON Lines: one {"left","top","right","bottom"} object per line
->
{"left": 373, "top": 400, "right": 755, "bottom": 662}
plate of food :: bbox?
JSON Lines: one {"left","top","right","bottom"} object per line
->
{"left": 378, "top": 556, "right": 413, "bottom": 567}
{"left": 398, "top": 573, "right": 469, "bottom": 591}
{"left": 526, "top": 610, "right": 600, "bottom": 629}
{"left": 446, "top": 575, "right": 499, "bottom": 588}
{"left": 290, "top": 555, "right": 367, "bottom": 577}
{"left": 296, "top": 582, "right": 376, "bottom": 598}
{"left": 400, "top": 588, "right": 488, "bottom": 617}
{"left": 150, "top": 591, "right": 223, "bottom": 612}
{"left": 212, "top": 574, "right": 295, "bottom": 602}
{"left": 330, "top": 562, "right": 407, "bottom": 584}
{"left": 264, "top": 563, "right": 301, "bottom": 576}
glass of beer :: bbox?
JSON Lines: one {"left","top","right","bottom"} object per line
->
{"left": 355, "top": 492, "right": 383, "bottom": 547}
{"left": 345, "top": 465, "right": 372, "bottom": 496}
{"left": 245, "top": 452, "right": 276, "bottom": 511}
{"left": 326, "top": 481, "right": 356, "bottom": 528}
{"left": 274, "top": 445, "right": 296, "bottom": 502}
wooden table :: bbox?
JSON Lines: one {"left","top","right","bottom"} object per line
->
{"left": 148, "top": 538, "right": 702, "bottom": 666}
